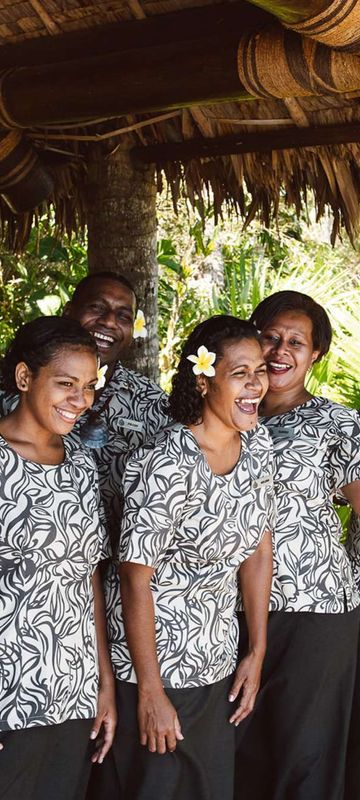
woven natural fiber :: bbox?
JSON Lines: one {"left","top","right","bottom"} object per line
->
{"left": 237, "top": 25, "right": 360, "bottom": 99}
{"left": 286, "top": 0, "right": 360, "bottom": 51}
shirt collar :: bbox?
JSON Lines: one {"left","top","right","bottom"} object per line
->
{"left": 106, "top": 360, "right": 133, "bottom": 392}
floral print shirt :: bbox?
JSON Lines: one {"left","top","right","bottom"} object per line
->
{"left": 0, "top": 440, "right": 109, "bottom": 731}
{"left": 263, "top": 397, "right": 360, "bottom": 613}
{"left": 113, "top": 423, "right": 276, "bottom": 689}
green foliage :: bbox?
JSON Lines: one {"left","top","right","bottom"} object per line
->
{"left": 0, "top": 218, "right": 87, "bottom": 352}
{"left": 157, "top": 237, "right": 210, "bottom": 391}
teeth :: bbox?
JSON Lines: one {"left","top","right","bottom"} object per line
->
{"left": 56, "top": 408, "right": 77, "bottom": 421}
{"left": 269, "top": 362, "right": 291, "bottom": 370}
{"left": 93, "top": 331, "right": 115, "bottom": 344}
{"left": 237, "top": 398, "right": 260, "bottom": 405}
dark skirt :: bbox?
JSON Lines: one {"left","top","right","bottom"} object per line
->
{"left": 112, "top": 675, "right": 235, "bottom": 800}
{"left": 235, "top": 608, "right": 360, "bottom": 800}
{"left": 0, "top": 718, "right": 93, "bottom": 800}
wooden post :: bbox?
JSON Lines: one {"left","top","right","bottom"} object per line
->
{"left": 86, "top": 145, "right": 158, "bottom": 380}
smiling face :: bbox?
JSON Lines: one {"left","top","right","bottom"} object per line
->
{"left": 260, "top": 310, "right": 320, "bottom": 395}
{"left": 199, "top": 338, "right": 268, "bottom": 432}
{"left": 65, "top": 278, "right": 136, "bottom": 369}
{"left": 16, "top": 346, "right": 98, "bottom": 436}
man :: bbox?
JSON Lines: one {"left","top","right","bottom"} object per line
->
{"left": 0, "top": 270, "right": 171, "bottom": 797}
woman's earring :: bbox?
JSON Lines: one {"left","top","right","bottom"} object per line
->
{"left": 201, "top": 390, "right": 207, "bottom": 398}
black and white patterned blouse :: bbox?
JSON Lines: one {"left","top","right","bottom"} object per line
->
{"left": 263, "top": 397, "right": 360, "bottom": 613}
{"left": 113, "top": 423, "right": 276, "bottom": 689}
{"left": 0, "top": 439, "right": 109, "bottom": 731}
{"left": 0, "top": 363, "right": 171, "bottom": 666}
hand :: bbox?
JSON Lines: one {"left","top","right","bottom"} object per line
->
{"left": 138, "top": 686, "right": 184, "bottom": 754}
{"left": 90, "top": 681, "right": 117, "bottom": 764}
{"left": 228, "top": 651, "right": 263, "bottom": 725}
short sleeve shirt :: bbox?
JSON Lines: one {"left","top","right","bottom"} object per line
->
{"left": 0, "top": 363, "right": 171, "bottom": 662}
{"left": 263, "top": 397, "right": 360, "bottom": 613}
{"left": 0, "top": 439, "right": 109, "bottom": 731}
{"left": 113, "top": 423, "right": 276, "bottom": 689}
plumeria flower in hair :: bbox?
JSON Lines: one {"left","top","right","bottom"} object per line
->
{"left": 133, "top": 310, "right": 147, "bottom": 339}
{"left": 95, "top": 363, "right": 108, "bottom": 390}
{"left": 187, "top": 346, "right": 216, "bottom": 377}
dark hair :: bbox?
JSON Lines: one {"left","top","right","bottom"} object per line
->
{"left": 169, "top": 315, "right": 261, "bottom": 425}
{"left": 0, "top": 316, "right": 97, "bottom": 394}
{"left": 70, "top": 271, "right": 137, "bottom": 306}
{"left": 250, "top": 290, "right": 332, "bottom": 361}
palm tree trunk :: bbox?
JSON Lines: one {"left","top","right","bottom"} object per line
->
{"left": 86, "top": 144, "right": 158, "bottom": 380}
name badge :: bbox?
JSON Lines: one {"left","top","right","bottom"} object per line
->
{"left": 118, "top": 417, "right": 144, "bottom": 433}
{"left": 251, "top": 474, "right": 273, "bottom": 490}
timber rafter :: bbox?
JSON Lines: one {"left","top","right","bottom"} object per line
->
{"left": 132, "top": 121, "right": 360, "bottom": 163}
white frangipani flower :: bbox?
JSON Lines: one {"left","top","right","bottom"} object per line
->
{"left": 187, "top": 346, "right": 216, "bottom": 377}
{"left": 133, "top": 310, "right": 147, "bottom": 339}
{"left": 95, "top": 364, "right": 108, "bottom": 390}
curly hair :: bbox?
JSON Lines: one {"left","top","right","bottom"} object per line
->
{"left": 169, "top": 315, "right": 261, "bottom": 425}
{"left": 0, "top": 316, "right": 97, "bottom": 394}
{"left": 250, "top": 290, "right": 332, "bottom": 362}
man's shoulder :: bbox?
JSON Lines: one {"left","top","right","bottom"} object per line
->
{"left": 112, "top": 365, "right": 170, "bottom": 421}
{"left": 112, "top": 363, "right": 164, "bottom": 396}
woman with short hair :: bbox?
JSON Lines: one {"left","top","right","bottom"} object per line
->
{"left": 236, "top": 290, "right": 360, "bottom": 800}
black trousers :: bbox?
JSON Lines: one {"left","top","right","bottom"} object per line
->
{"left": 235, "top": 608, "right": 360, "bottom": 800}
{"left": 105, "top": 675, "right": 235, "bottom": 800}
{"left": 0, "top": 718, "right": 93, "bottom": 800}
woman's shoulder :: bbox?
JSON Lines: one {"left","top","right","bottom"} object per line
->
{"left": 311, "top": 397, "right": 360, "bottom": 433}
{"left": 125, "top": 423, "right": 198, "bottom": 471}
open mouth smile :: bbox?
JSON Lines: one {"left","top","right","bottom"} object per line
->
{"left": 235, "top": 397, "right": 261, "bottom": 415}
{"left": 91, "top": 330, "right": 116, "bottom": 349}
{"left": 268, "top": 361, "right": 292, "bottom": 374}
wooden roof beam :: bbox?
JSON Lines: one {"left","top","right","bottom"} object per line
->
{"left": 0, "top": 2, "right": 271, "bottom": 69}
{"left": 0, "top": 37, "right": 250, "bottom": 127}
{"left": 132, "top": 121, "right": 360, "bottom": 163}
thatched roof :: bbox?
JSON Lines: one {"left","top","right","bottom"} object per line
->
{"left": 1, "top": 0, "right": 360, "bottom": 245}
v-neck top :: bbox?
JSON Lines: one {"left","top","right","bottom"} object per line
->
{"left": 262, "top": 397, "right": 360, "bottom": 613}
{"left": 113, "top": 422, "right": 275, "bottom": 689}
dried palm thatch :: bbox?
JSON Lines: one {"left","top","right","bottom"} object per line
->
{"left": 1, "top": 0, "right": 360, "bottom": 247}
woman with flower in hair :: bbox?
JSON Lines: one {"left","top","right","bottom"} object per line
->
{"left": 111, "top": 315, "right": 275, "bottom": 800}
{"left": 0, "top": 316, "right": 116, "bottom": 800}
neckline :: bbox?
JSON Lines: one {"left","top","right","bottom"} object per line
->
{"left": 182, "top": 424, "right": 244, "bottom": 478}
{"left": 0, "top": 431, "right": 67, "bottom": 469}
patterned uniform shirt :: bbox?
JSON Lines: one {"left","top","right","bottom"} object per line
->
{"left": 0, "top": 363, "right": 171, "bottom": 657}
{"left": 263, "top": 397, "right": 360, "bottom": 613}
{"left": 113, "top": 423, "right": 276, "bottom": 689}
{"left": 0, "top": 440, "right": 109, "bottom": 731}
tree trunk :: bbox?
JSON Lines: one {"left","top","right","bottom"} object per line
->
{"left": 86, "top": 144, "right": 158, "bottom": 381}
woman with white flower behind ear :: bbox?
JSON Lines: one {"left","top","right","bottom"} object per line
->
{"left": 112, "top": 315, "right": 275, "bottom": 800}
